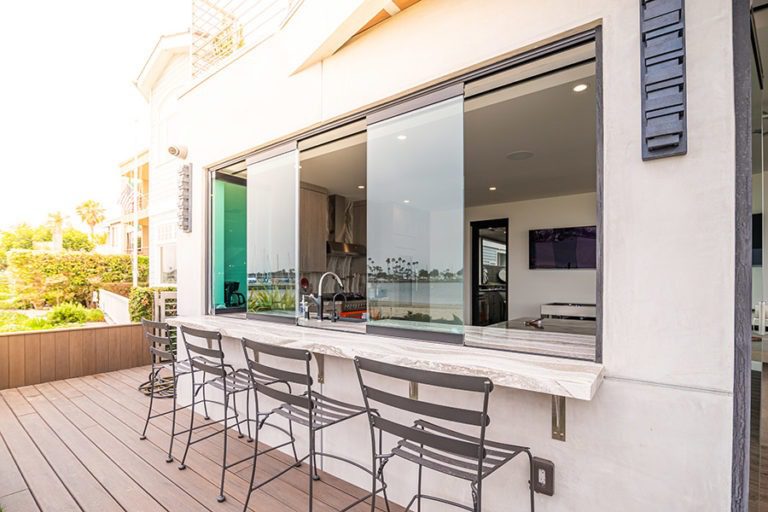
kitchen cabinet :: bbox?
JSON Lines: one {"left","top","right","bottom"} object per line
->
{"left": 300, "top": 185, "right": 328, "bottom": 272}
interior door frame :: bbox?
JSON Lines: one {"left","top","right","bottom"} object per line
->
{"left": 471, "top": 218, "right": 509, "bottom": 326}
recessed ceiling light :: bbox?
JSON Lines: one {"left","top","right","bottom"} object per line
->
{"left": 489, "top": 186, "right": 497, "bottom": 191}
{"left": 357, "top": 185, "right": 365, "bottom": 189}
{"left": 403, "top": 199, "right": 410, "bottom": 204}
{"left": 572, "top": 83, "right": 588, "bottom": 93}
{"left": 397, "top": 135, "right": 407, "bottom": 140}
{"left": 506, "top": 150, "right": 534, "bottom": 161}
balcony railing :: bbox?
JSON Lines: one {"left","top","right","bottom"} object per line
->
{"left": 191, "top": 0, "right": 303, "bottom": 78}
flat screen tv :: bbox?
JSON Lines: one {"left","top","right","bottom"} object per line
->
{"left": 529, "top": 226, "right": 597, "bottom": 269}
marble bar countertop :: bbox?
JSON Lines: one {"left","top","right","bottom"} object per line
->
{"left": 167, "top": 315, "right": 604, "bottom": 400}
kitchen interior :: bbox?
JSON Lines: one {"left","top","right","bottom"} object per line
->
{"left": 297, "top": 130, "right": 369, "bottom": 332}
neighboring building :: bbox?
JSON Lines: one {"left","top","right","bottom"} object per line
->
{"left": 105, "top": 150, "right": 149, "bottom": 257}
{"left": 131, "top": 31, "right": 192, "bottom": 286}
{"left": 154, "top": 1, "right": 759, "bottom": 510}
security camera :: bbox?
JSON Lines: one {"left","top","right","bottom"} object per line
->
{"left": 168, "top": 145, "right": 188, "bottom": 160}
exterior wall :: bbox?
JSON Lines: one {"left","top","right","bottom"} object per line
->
{"left": 147, "top": 52, "right": 189, "bottom": 286}
{"left": 175, "top": 0, "right": 738, "bottom": 510}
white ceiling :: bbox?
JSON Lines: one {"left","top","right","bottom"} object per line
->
{"left": 267, "top": 66, "right": 598, "bottom": 208}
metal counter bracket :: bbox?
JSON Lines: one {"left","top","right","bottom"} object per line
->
{"left": 315, "top": 353, "right": 325, "bottom": 384}
{"left": 552, "top": 395, "right": 566, "bottom": 441}
{"left": 409, "top": 381, "right": 418, "bottom": 400}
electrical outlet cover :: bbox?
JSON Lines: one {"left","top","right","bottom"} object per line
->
{"left": 532, "top": 457, "right": 555, "bottom": 496}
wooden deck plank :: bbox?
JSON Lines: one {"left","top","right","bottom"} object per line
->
{"left": 0, "top": 490, "right": 40, "bottom": 512}
{"left": 17, "top": 412, "right": 123, "bottom": 511}
{"left": 18, "top": 384, "right": 165, "bottom": 512}
{"left": 68, "top": 330, "right": 83, "bottom": 378}
{"left": 0, "top": 430, "right": 27, "bottom": 499}
{"left": 102, "top": 369, "right": 393, "bottom": 512}
{"left": 68, "top": 375, "right": 303, "bottom": 512}
{"left": 0, "top": 395, "right": 79, "bottom": 511}
{"left": 48, "top": 381, "right": 212, "bottom": 512}
{"left": 88, "top": 371, "right": 373, "bottom": 512}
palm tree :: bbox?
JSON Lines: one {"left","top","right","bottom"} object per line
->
{"left": 75, "top": 200, "right": 106, "bottom": 239}
{"left": 47, "top": 211, "right": 65, "bottom": 251}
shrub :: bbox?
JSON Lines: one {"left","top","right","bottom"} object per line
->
{"left": 62, "top": 229, "right": 94, "bottom": 252}
{"left": 129, "top": 286, "right": 176, "bottom": 323}
{"left": 0, "top": 224, "right": 52, "bottom": 269}
{"left": 48, "top": 302, "right": 88, "bottom": 324}
{"left": 7, "top": 250, "right": 148, "bottom": 308}
{"left": 84, "top": 308, "right": 105, "bottom": 322}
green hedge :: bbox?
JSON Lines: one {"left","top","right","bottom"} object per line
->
{"left": 7, "top": 250, "right": 149, "bottom": 308}
{"left": 129, "top": 286, "right": 175, "bottom": 323}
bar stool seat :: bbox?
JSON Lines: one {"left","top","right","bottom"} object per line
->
{"left": 394, "top": 419, "right": 529, "bottom": 482}
{"left": 271, "top": 390, "right": 366, "bottom": 430}
{"left": 207, "top": 368, "right": 257, "bottom": 393}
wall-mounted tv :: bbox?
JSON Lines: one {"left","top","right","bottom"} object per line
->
{"left": 529, "top": 226, "right": 597, "bottom": 269}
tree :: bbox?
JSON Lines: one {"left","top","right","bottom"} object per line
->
{"left": 47, "top": 212, "right": 66, "bottom": 251}
{"left": 0, "top": 224, "right": 51, "bottom": 269}
{"left": 75, "top": 200, "right": 106, "bottom": 239}
{"left": 62, "top": 229, "right": 94, "bottom": 252}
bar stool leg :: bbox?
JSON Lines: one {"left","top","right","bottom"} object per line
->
{"left": 202, "top": 379, "right": 211, "bottom": 420}
{"left": 217, "top": 392, "right": 230, "bottom": 502}
{"left": 308, "top": 425, "right": 315, "bottom": 512}
{"left": 416, "top": 463, "right": 423, "bottom": 512}
{"left": 243, "top": 412, "right": 260, "bottom": 512}
{"left": 166, "top": 371, "right": 178, "bottom": 463}
{"left": 526, "top": 450, "right": 535, "bottom": 512}
{"left": 178, "top": 385, "right": 197, "bottom": 470}
{"left": 140, "top": 366, "right": 159, "bottom": 440}
{"left": 233, "top": 392, "right": 244, "bottom": 439}
{"left": 245, "top": 388, "right": 253, "bottom": 442}
{"left": 311, "top": 430, "right": 320, "bottom": 481}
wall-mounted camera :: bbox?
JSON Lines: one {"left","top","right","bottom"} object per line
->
{"left": 168, "top": 144, "right": 188, "bottom": 160}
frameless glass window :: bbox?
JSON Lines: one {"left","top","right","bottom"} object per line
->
{"left": 246, "top": 150, "right": 298, "bottom": 319}
{"left": 367, "top": 96, "right": 464, "bottom": 337}
{"left": 160, "top": 244, "right": 177, "bottom": 284}
{"left": 212, "top": 176, "right": 247, "bottom": 312}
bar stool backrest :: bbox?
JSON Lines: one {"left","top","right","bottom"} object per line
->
{"left": 354, "top": 357, "right": 493, "bottom": 473}
{"left": 142, "top": 319, "right": 175, "bottom": 364}
{"left": 240, "top": 337, "right": 313, "bottom": 411}
{"left": 179, "top": 325, "right": 227, "bottom": 377}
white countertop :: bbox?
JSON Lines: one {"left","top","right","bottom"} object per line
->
{"left": 167, "top": 315, "right": 605, "bottom": 400}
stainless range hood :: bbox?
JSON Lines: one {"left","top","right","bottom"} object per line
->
{"left": 327, "top": 241, "right": 366, "bottom": 257}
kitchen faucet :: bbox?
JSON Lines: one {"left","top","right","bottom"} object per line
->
{"left": 317, "top": 271, "right": 344, "bottom": 321}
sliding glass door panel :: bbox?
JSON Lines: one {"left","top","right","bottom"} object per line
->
{"left": 246, "top": 149, "right": 298, "bottom": 320}
{"left": 367, "top": 95, "right": 464, "bottom": 335}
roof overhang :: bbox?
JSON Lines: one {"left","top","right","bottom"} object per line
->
{"left": 135, "top": 32, "right": 191, "bottom": 101}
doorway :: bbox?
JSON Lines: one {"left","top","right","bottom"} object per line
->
{"left": 471, "top": 219, "right": 508, "bottom": 326}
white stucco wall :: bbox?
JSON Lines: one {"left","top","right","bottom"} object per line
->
{"left": 173, "top": 0, "right": 738, "bottom": 510}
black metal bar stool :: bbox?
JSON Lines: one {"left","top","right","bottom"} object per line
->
{"left": 139, "top": 319, "right": 199, "bottom": 463}
{"left": 354, "top": 357, "right": 535, "bottom": 512}
{"left": 239, "top": 337, "right": 389, "bottom": 512}
{"left": 176, "top": 325, "right": 254, "bottom": 503}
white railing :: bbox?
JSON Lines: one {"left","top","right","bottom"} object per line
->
{"left": 191, "top": 0, "right": 303, "bottom": 78}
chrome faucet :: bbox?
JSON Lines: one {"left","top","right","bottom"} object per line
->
{"left": 318, "top": 272, "right": 344, "bottom": 321}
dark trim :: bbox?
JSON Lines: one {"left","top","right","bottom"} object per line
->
{"left": 205, "top": 169, "right": 214, "bottom": 314}
{"left": 595, "top": 25, "right": 604, "bottom": 364}
{"left": 214, "top": 307, "right": 246, "bottom": 315}
{"left": 366, "top": 83, "right": 464, "bottom": 125}
{"left": 733, "top": 0, "right": 752, "bottom": 510}
{"left": 366, "top": 324, "right": 464, "bottom": 345}
{"left": 470, "top": 218, "right": 509, "bottom": 327}
{"left": 214, "top": 171, "right": 247, "bottom": 186}
{"left": 246, "top": 312, "right": 298, "bottom": 325}
{"left": 245, "top": 141, "right": 297, "bottom": 166}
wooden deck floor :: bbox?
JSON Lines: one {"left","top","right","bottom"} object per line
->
{"left": 0, "top": 366, "right": 400, "bottom": 512}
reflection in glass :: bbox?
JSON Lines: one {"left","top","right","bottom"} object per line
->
{"left": 367, "top": 96, "right": 464, "bottom": 334}
{"left": 247, "top": 151, "right": 297, "bottom": 318}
